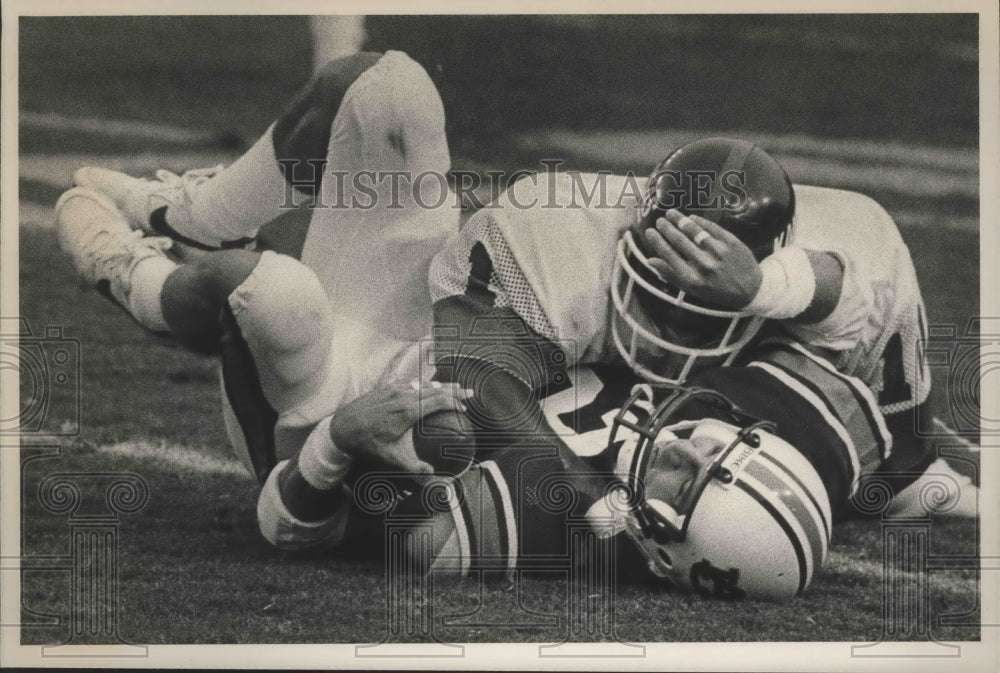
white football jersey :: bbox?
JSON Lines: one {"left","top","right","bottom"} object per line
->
{"left": 429, "top": 173, "right": 930, "bottom": 414}
{"left": 430, "top": 171, "right": 642, "bottom": 364}
{"left": 781, "top": 185, "right": 930, "bottom": 413}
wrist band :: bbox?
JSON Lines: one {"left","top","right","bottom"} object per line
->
{"left": 745, "top": 246, "right": 816, "bottom": 319}
{"left": 297, "top": 416, "right": 353, "bottom": 490}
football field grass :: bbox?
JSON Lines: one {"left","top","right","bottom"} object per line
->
{"left": 14, "top": 15, "right": 983, "bottom": 646}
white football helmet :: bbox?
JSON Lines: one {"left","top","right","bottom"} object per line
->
{"left": 610, "top": 137, "right": 795, "bottom": 384}
{"left": 606, "top": 384, "right": 832, "bottom": 601}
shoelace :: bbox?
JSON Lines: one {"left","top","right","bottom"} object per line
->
{"left": 90, "top": 230, "right": 172, "bottom": 293}
{"left": 150, "top": 165, "right": 225, "bottom": 205}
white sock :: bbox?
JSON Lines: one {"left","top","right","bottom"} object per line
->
{"left": 177, "top": 124, "right": 299, "bottom": 241}
{"left": 125, "top": 255, "right": 178, "bottom": 332}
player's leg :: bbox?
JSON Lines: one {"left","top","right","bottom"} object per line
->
{"left": 158, "top": 249, "right": 260, "bottom": 354}
{"left": 58, "top": 186, "right": 342, "bottom": 482}
{"left": 56, "top": 187, "right": 180, "bottom": 334}
{"left": 300, "top": 50, "right": 456, "bottom": 343}
{"left": 216, "top": 248, "right": 342, "bottom": 482}
{"left": 56, "top": 185, "right": 266, "bottom": 353}
{"left": 882, "top": 402, "right": 979, "bottom": 518}
{"left": 71, "top": 50, "right": 448, "bottom": 253}
{"left": 309, "top": 15, "right": 366, "bottom": 71}
{"left": 57, "top": 186, "right": 334, "bottom": 401}
{"left": 400, "top": 448, "right": 583, "bottom": 576}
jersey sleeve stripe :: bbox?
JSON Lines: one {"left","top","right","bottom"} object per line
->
{"left": 454, "top": 479, "right": 479, "bottom": 574}
{"left": 748, "top": 361, "right": 861, "bottom": 495}
{"left": 735, "top": 479, "right": 809, "bottom": 596}
{"left": 752, "top": 349, "right": 883, "bottom": 473}
{"left": 481, "top": 460, "right": 519, "bottom": 576}
{"left": 764, "top": 339, "right": 893, "bottom": 459}
{"left": 744, "top": 460, "right": 826, "bottom": 577}
{"left": 447, "top": 482, "right": 472, "bottom": 576}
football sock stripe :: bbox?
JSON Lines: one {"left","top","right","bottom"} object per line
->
{"left": 481, "top": 460, "right": 518, "bottom": 575}
{"left": 149, "top": 205, "right": 256, "bottom": 251}
{"left": 219, "top": 304, "right": 279, "bottom": 485}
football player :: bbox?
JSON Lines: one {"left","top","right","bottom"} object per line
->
{"left": 58, "top": 50, "right": 462, "bottom": 487}
{"left": 247, "top": 336, "right": 955, "bottom": 601}
{"left": 428, "top": 138, "right": 931, "bottom": 452}
{"left": 55, "top": 191, "right": 969, "bottom": 603}
{"left": 60, "top": 51, "right": 967, "bottom": 596}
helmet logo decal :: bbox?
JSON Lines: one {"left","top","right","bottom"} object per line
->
{"left": 690, "top": 559, "right": 746, "bottom": 600}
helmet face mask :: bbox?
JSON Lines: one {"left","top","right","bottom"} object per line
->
{"left": 610, "top": 137, "right": 795, "bottom": 384}
{"left": 608, "top": 385, "right": 832, "bottom": 601}
{"left": 611, "top": 231, "right": 765, "bottom": 383}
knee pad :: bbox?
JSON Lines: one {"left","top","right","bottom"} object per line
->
{"left": 227, "top": 252, "right": 334, "bottom": 401}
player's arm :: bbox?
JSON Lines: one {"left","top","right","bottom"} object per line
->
{"left": 431, "top": 301, "right": 608, "bottom": 520}
{"left": 257, "top": 381, "right": 470, "bottom": 550}
{"left": 643, "top": 210, "right": 845, "bottom": 324}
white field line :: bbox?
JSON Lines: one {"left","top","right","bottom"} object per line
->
{"left": 824, "top": 549, "right": 979, "bottom": 596}
{"left": 21, "top": 111, "right": 230, "bottom": 145}
{"left": 516, "top": 129, "right": 978, "bottom": 173}
{"left": 19, "top": 201, "right": 54, "bottom": 231}
{"left": 17, "top": 118, "right": 980, "bottom": 231}
{"left": 19, "top": 152, "right": 238, "bottom": 190}
{"left": 96, "top": 438, "right": 253, "bottom": 480}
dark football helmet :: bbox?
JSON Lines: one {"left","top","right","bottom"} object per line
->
{"left": 610, "top": 137, "right": 796, "bottom": 383}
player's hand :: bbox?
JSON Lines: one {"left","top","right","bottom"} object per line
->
{"left": 328, "top": 380, "right": 473, "bottom": 476}
{"left": 643, "top": 209, "right": 763, "bottom": 310}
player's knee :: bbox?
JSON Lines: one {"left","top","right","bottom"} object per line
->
{"left": 190, "top": 250, "right": 261, "bottom": 303}
{"left": 274, "top": 51, "right": 383, "bottom": 166}
{"left": 161, "top": 251, "right": 262, "bottom": 353}
{"left": 312, "top": 51, "right": 383, "bottom": 99}
{"left": 229, "top": 252, "right": 332, "bottom": 356}
{"left": 382, "top": 54, "right": 449, "bottom": 174}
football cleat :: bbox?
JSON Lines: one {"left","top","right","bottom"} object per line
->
{"left": 56, "top": 187, "right": 173, "bottom": 306}
{"left": 889, "top": 458, "right": 979, "bottom": 519}
{"left": 73, "top": 165, "right": 257, "bottom": 251}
